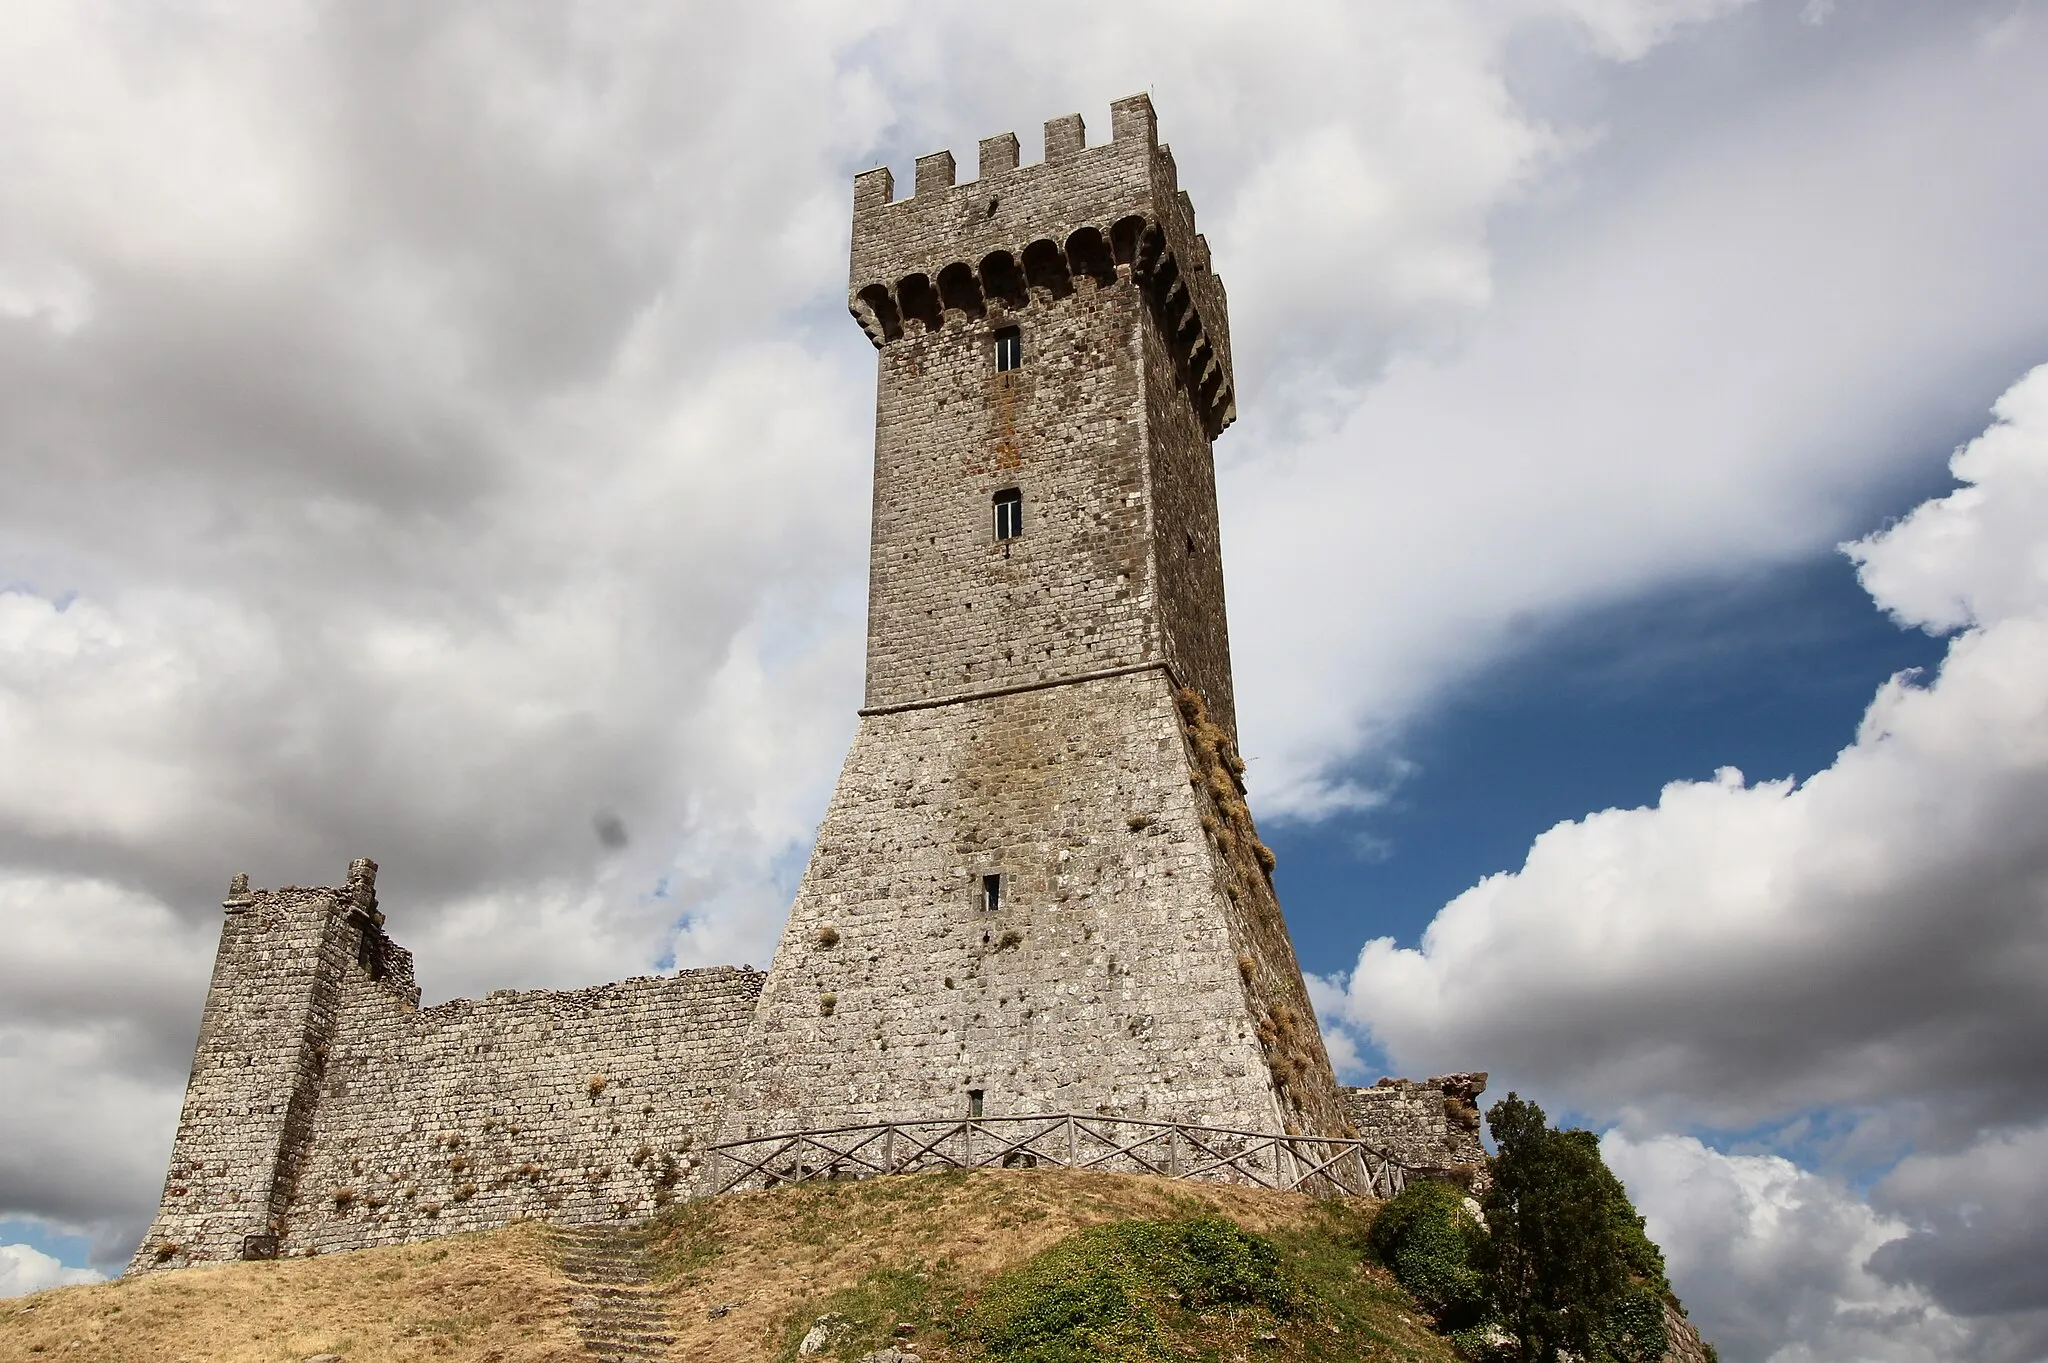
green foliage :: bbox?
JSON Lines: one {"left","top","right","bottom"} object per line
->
{"left": 1598, "top": 1283, "right": 1673, "bottom": 1363}
{"left": 768, "top": 1192, "right": 1467, "bottom": 1363}
{"left": 1479, "top": 1093, "right": 1671, "bottom": 1363}
{"left": 1366, "top": 1180, "right": 1491, "bottom": 1331}
{"left": 968, "top": 1216, "right": 1292, "bottom": 1363}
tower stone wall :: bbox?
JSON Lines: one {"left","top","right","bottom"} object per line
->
{"left": 851, "top": 93, "right": 1239, "bottom": 737}
{"left": 716, "top": 93, "right": 1344, "bottom": 1142}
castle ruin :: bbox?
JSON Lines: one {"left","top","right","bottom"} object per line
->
{"left": 131, "top": 94, "right": 1484, "bottom": 1274}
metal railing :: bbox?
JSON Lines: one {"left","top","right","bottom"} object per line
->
{"left": 700, "top": 1112, "right": 1414, "bottom": 1200}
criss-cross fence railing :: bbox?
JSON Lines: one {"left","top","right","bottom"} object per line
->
{"left": 699, "top": 1113, "right": 1415, "bottom": 1201}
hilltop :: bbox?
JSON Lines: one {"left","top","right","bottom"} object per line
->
{"left": 3, "top": 1169, "right": 1458, "bottom": 1363}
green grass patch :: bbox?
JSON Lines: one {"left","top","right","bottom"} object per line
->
{"left": 966, "top": 1216, "right": 1293, "bottom": 1363}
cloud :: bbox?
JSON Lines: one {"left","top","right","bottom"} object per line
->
{"left": 1601, "top": 1131, "right": 2011, "bottom": 1363}
{"left": 1869, "top": 1124, "right": 2048, "bottom": 1318}
{"left": 1324, "top": 362, "right": 2048, "bottom": 1131}
{"left": 0, "top": 875, "right": 210, "bottom": 1267}
{"left": 1322, "top": 366, "right": 2048, "bottom": 1355}
{"left": 0, "top": 1244, "right": 100, "bottom": 1300}
{"left": 1226, "top": 5, "right": 2048, "bottom": 815}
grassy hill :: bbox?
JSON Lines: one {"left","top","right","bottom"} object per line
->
{"left": 0, "top": 1169, "right": 1461, "bottom": 1363}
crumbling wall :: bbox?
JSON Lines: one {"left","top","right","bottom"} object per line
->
{"left": 1343, "top": 1073, "right": 1489, "bottom": 1182}
{"left": 130, "top": 862, "right": 762, "bottom": 1271}
{"left": 283, "top": 966, "right": 761, "bottom": 1257}
{"left": 129, "top": 863, "right": 396, "bottom": 1273}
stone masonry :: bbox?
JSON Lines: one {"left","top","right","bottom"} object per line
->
{"left": 717, "top": 92, "right": 1345, "bottom": 1143}
{"left": 131, "top": 859, "right": 760, "bottom": 1272}
{"left": 130, "top": 96, "right": 1480, "bottom": 1274}
{"left": 1344, "top": 1074, "right": 1490, "bottom": 1185}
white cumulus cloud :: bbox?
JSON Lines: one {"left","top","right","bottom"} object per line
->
{"left": 0, "top": 1244, "right": 100, "bottom": 1300}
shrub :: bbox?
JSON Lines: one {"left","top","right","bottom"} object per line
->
{"left": 1366, "top": 1180, "right": 1490, "bottom": 1332}
{"left": 970, "top": 1216, "right": 1291, "bottom": 1362}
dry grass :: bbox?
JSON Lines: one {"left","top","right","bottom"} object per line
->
{"left": 0, "top": 1170, "right": 1457, "bottom": 1363}
{"left": 642, "top": 1167, "right": 1455, "bottom": 1362}
{"left": 0, "top": 1220, "right": 582, "bottom": 1363}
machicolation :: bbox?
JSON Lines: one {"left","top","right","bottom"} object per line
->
{"left": 131, "top": 94, "right": 1485, "bottom": 1275}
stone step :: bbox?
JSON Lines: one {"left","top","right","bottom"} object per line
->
{"left": 557, "top": 1224, "right": 675, "bottom": 1363}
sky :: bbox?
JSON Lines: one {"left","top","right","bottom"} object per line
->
{"left": 1, "top": 1, "right": 2045, "bottom": 1358}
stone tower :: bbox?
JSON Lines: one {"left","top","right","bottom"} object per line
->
{"left": 718, "top": 95, "right": 1347, "bottom": 1141}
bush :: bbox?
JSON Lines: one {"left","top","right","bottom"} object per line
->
{"left": 969, "top": 1216, "right": 1291, "bottom": 1363}
{"left": 1366, "top": 1179, "right": 1491, "bottom": 1332}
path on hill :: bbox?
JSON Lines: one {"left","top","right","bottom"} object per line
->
{"left": 554, "top": 1224, "right": 676, "bottom": 1362}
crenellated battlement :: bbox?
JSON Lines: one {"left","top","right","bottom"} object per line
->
{"left": 847, "top": 93, "right": 1235, "bottom": 436}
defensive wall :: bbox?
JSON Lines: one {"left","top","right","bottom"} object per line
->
{"left": 131, "top": 861, "right": 760, "bottom": 1271}
{"left": 135, "top": 857, "right": 1485, "bottom": 1270}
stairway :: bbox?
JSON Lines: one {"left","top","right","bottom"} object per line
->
{"left": 554, "top": 1224, "right": 676, "bottom": 1362}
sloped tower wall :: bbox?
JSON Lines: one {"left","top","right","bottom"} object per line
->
{"left": 717, "top": 95, "right": 1348, "bottom": 1142}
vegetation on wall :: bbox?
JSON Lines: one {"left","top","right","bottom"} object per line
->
{"left": 1174, "top": 685, "right": 1343, "bottom": 1132}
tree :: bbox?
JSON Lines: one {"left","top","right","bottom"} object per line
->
{"left": 1478, "top": 1093, "right": 1670, "bottom": 1363}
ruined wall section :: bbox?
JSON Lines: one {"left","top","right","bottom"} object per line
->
{"left": 131, "top": 861, "right": 762, "bottom": 1270}
{"left": 129, "top": 863, "right": 403, "bottom": 1274}
{"left": 1343, "top": 1073, "right": 1490, "bottom": 1182}
{"left": 282, "top": 966, "right": 760, "bottom": 1257}
{"left": 714, "top": 671, "right": 1290, "bottom": 1140}
{"left": 862, "top": 271, "right": 1152, "bottom": 710}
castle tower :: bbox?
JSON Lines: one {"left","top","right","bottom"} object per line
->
{"left": 719, "top": 95, "right": 1347, "bottom": 1141}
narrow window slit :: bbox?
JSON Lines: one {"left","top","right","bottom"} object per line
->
{"left": 993, "top": 488, "right": 1023, "bottom": 541}
{"left": 993, "top": 326, "right": 1022, "bottom": 372}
